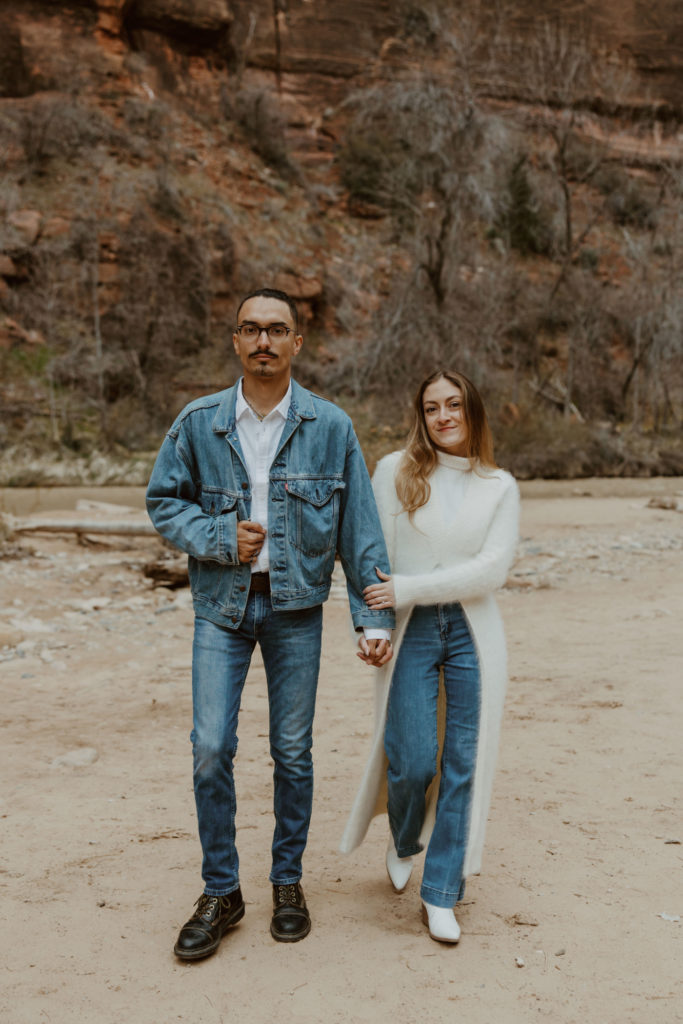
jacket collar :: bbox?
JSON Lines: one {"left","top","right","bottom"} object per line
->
{"left": 212, "top": 377, "right": 316, "bottom": 434}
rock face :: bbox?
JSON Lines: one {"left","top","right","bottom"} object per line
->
{"left": 101, "top": 0, "right": 683, "bottom": 169}
{"left": 117, "top": 0, "right": 683, "bottom": 108}
{"left": 2, "top": 1, "right": 681, "bottom": 118}
{"left": 124, "top": 0, "right": 233, "bottom": 38}
{"left": 230, "top": 0, "right": 399, "bottom": 76}
{"left": 510, "top": 0, "right": 683, "bottom": 110}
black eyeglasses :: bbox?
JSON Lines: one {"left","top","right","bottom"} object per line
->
{"left": 235, "top": 323, "right": 295, "bottom": 341}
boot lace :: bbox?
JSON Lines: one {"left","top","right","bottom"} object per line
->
{"left": 275, "top": 883, "right": 298, "bottom": 905}
{"left": 195, "top": 894, "right": 219, "bottom": 920}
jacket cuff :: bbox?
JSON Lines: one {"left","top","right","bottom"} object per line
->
{"left": 351, "top": 609, "right": 395, "bottom": 631}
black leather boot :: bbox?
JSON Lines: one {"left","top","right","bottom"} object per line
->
{"left": 174, "top": 889, "right": 245, "bottom": 960}
{"left": 270, "top": 882, "right": 311, "bottom": 943}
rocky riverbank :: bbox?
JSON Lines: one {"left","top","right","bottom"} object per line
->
{"left": 1, "top": 482, "right": 682, "bottom": 1022}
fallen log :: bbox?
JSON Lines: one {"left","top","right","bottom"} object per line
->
{"left": 9, "top": 518, "right": 157, "bottom": 536}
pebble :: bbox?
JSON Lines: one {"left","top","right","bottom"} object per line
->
{"left": 51, "top": 747, "right": 99, "bottom": 768}
{"left": 9, "top": 616, "right": 52, "bottom": 634}
{"left": 69, "top": 597, "right": 111, "bottom": 613}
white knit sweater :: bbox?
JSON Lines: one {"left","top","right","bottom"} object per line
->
{"left": 340, "top": 450, "right": 520, "bottom": 878}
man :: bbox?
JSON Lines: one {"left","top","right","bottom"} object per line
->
{"left": 146, "top": 287, "right": 394, "bottom": 960}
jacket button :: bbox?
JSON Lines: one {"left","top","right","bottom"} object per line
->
{"left": 241, "top": 482, "right": 248, "bottom": 490}
{"left": 239, "top": 585, "right": 246, "bottom": 592}
{"left": 231, "top": 616, "right": 238, "bottom": 623}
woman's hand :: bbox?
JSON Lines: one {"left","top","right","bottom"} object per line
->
{"left": 357, "top": 635, "right": 393, "bottom": 666}
{"left": 363, "top": 568, "right": 395, "bottom": 610}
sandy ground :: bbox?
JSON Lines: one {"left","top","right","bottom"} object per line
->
{"left": 1, "top": 480, "right": 681, "bottom": 1024}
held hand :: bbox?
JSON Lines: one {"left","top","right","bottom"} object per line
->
{"left": 237, "top": 521, "right": 266, "bottom": 564}
{"left": 357, "top": 636, "right": 394, "bottom": 667}
{"left": 363, "top": 567, "right": 395, "bottom": 610}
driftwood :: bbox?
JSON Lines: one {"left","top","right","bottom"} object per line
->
{"left": 646, "top": 496, "right": 682, "bottom": 511}
{"left": 143, "top": 557, "right": 189, "bottom": 589}
{"left": 9, "top": 518, "right": 157, "bottom": 536}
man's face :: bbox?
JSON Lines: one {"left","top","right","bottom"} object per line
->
{"left": 232, "top": 296, "right": 302, "bottom": 383}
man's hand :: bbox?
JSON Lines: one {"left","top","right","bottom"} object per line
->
{"left": 237, "top": 521, "right": 266, "bottom": 564}
{"left": 357, "top": 635, "right": 393, "bottom": 667}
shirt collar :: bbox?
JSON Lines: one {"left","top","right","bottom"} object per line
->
{"left": 236, "top": 378, "right": 292, "bottom": 423}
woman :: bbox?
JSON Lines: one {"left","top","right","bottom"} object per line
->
{"left": 340, "top": 369, "right": 519, "bottom": 943}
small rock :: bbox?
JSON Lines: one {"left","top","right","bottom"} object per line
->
{"left": 70, "top": 597, "right": 111, "bottom": 613}
{"left": 7, "top": 209, "right": 42, "bottom": 245}
{"left": 658, "top": 912, "right": 680, "bottom": 923}
{"left": 41, "top": 217, "right": 71, "bottom": 240}
{"left": 52, "top": 747, "right": 99, "bottom": 768}
{"left": 0, "top": 254, "right": 18, "bottom": 277}
{"left": 515, "top": 957, "right": 525, "bottom": 968}
{"left": 9, "top": 616, "right": 52, "bottom": 634}
{"left": 646, "top": 496, "right": 679, "bottom": 511}
{"left": 0, "top": 628, "right": 24, "bottom": 648}
{"left": 555, "top": 948, "right": 566, "bottom": 956}
{"left": 274, "top": 271, "right": 323, "bottom": 300}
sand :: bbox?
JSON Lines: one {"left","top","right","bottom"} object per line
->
{"left": 1, "top": 480, "right": 681, "bottom": 1024}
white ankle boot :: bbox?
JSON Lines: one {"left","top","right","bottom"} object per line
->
{"left": 385, "top": 839, "right": 414, "bottom": 893}
{"left": 421, "top": 902, "right": 461, "bottom": 943}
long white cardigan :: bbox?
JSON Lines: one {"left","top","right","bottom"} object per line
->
{"left": 340, "top": 450, "right": 520, "bottom": 879}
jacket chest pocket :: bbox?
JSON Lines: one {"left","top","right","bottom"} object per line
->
{"left": 286, "top": 478, "right": 345, "bottom": 557}
{"left": 199, "top": 487, "right": 238, "bottom": 518}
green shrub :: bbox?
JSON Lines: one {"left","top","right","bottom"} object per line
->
{"left": 337, "top": 131, "right": 394, "bottom": 207}
{"left": 595, "top": 165, "right": 658, "bottom": 229}
{"left": 495, "top": 157, "right": 554, "bottom": 256}
{"left": 233, "top": 88, "right": 293, "bottom": 176}
{"left": 578, "top": 247, "right": 599, "bottom": 270}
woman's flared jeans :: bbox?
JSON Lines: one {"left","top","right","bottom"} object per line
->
{"left": 191, "top": 596, "right": 322, "bottom": 896}
{"left": 385, "top": 602, "right": 480, "bottom": 908}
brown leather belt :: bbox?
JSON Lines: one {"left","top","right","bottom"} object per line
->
{"left": 249, "top": 572, "right": 271, "bottom": 594}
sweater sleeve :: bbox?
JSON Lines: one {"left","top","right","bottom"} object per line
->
{"left": 391, "top": 477, "right": 520, "bottom": 608}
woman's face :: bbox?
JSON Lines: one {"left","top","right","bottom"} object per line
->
{"left": 422, "top": 377, "right": 468, "bottom": 456}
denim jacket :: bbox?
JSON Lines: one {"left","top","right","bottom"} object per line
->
{"left": 146, "top": 378, "right": 395, "bottom": 633}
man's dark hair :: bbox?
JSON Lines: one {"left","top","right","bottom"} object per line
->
{"left": 236, "top": 288, "right": 299, "bottom": 332}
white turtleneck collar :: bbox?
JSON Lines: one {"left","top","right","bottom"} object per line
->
{"left": 436, "top": 451, "right": 473, "bottom": 472}
{"left": 431, "top": 451, "right": 473, "bottom": 521}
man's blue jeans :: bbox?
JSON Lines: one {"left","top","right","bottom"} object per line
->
{"left": 385, "top": 602, "right": 480, "bottom": 908}
{"left": 191, "top": 595, "right": 323, "bottom": 896}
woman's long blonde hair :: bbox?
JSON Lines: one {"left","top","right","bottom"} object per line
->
{"left": 395, "top": 370, "right": 497, "bottom": 515}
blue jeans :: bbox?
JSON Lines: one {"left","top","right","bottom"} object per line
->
{"left": 385, "top": 602, "right": 480, "bottom": 908}
{"left": 191, "top": 596, "right": 323, "bottom": 895}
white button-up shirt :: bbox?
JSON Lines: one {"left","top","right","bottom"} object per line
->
{"left": 235, "top": 379, "right": 290, "bottom": 574}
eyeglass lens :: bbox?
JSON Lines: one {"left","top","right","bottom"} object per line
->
{"left": 237, "top": 323, "right": 290, "bottom": 340}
